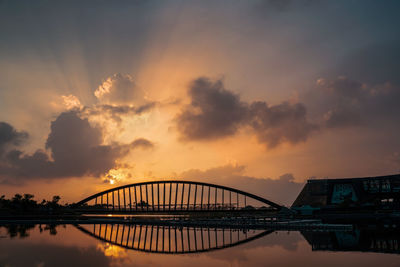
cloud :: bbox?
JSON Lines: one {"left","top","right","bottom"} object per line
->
{"left": 0, "top": 72, "right": 158, "bottom": 183}
{"left": 249, "top": 101, "right": 318, "bottom": 148}
{"left": 130, "top": 138, "right": 154, "bottom": 150}
{"left": 314, "top": 77, "right": 365, "bottom": 128}
{"left": 60, "top": 74, "right": 156, "bottom": 126}
{"left": 44, "top": 111, "right": 121, "bottom": 177}
{"left": 81, "top": 102, "right": 156, "bottom": 124}
{"left": 179, "top": 164, "right": 305, "bottom": 206}
{"left": 62, "top": 94, "right": 82, "bottom": 110}
{"left": 175, "top": 77, "right": 248, "bottom": 140}
{"left": 308, "top": 76, "right": 400, "bottom": 129}
{"left": 0, "top": 111, "right": 153, "bottom": 182}
{"left": 206, "top": 231, "right": 303, "bottom": 265}
{"left": 94, "top": 73, "right": 144, "bottom": 105}
{"left": 0, "top": 122, "right": 28, "bottom": 155}
{"left": 175, "top": 77, "right": 317, "bottom": 148}
{"left": 334, "top": 40, "right": 400, "bottom": 85}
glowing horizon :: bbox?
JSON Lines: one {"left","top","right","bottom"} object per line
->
{"left": 1, "top": 1, "right": 400, "bottom": 203}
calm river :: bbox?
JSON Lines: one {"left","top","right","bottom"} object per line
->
{"left": 0, "top": 224, "right": 399, "bottom": 267}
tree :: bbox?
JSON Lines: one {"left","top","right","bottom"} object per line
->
{"left": 12, "top": 194, "right": 22, "bottom": 202}
{"left": 52, "top": 196, "right": 61, "bottom": 204}
{"left": 23, "top": 194, "right": 34, "bottom": 201}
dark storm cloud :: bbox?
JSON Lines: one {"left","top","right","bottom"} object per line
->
{"left": 0, "top": 111, "right": 153, "bottom": 182}
{"left": 176, "top": 77, "right": 317, "bottom": 147}
{"left": 180, "top": 164, "right": 304, "bottom": 206}
{"left": 0, "top": 122, "right": 28, "bottom": 154}
{"left": 175, "top": 77, "right": 248, "bottom": 140}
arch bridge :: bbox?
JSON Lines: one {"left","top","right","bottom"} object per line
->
{"left": 74, "top": 180, "right": 283, "bottom": 213}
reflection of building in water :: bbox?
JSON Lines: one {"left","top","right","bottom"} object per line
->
{"left": 76, "top": 224, "right": 273, "bottom": 254}
{"left": 292, "top": 174, "right": 400, "bottom": 214}
{"left": 301, "top": 228, "right": 400, "bottom": 254}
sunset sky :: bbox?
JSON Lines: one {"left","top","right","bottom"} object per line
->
{"left": 1, "top": 0, "right": 400, "bottom": 204}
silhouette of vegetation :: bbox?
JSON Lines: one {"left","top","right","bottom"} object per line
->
{"left": 0, "top": 194, "right": 67, "bottom": 215}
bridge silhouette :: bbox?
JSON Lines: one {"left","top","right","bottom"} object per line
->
{"left": 74, "top": 180, "right": 284, "bottom": 214}
{"left": 72, "top": 180, "right": 292, "bottom": 254}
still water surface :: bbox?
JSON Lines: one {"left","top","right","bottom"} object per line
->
{"left": 0, "top": 224, "right": 399, "bottom": 267}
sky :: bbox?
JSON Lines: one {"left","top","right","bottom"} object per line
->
{"left": 1, "top": 0, "right": 400, "bottom": 204}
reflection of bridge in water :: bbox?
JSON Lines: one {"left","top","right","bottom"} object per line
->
{"left": 70, "top": 179, "right": 400, "bottom": 255}
{"left": 76, "top": 223, "right": 273, "bottom": 254}
{"left": 74, "top": 180, "right": 284, "bottom": 214}
{"left": 75, "top": 223, "right": 400, "bottom": 255}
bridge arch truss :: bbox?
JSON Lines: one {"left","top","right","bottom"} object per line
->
{"left": 75, "top": 180, "right": 283, "bottom": 212}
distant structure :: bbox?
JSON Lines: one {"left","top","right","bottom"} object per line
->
{"left": 292, "top": 174, "right": 400, "bottom": 214}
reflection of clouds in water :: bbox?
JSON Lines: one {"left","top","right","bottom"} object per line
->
{"left": 2, "top": 225, "right": 399, "bottom": 267}
{"left": 0, "top": 242, "right": 112, "bottom": 267}
{"left": 246, "top": 231, "right": 303, "bottom": 251}
{"left": 75, "top": 224, "right": 303, "bottom": 266}
{"left": 204, "top": 231, "right": 303, "bottom": 264}
{"left": 97, "top": 243, "right": 130, "bottom": 264}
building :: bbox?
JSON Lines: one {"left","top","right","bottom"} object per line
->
{"left": 292, "top": 174, "right": 400, "bottom": 213}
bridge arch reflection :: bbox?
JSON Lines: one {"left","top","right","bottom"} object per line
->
{"left": 76, "top": 224, "right": 273, "bottom": 254}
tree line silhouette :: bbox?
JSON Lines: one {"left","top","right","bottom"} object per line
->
{"left": 0, "top": 194, "right": 66, "bottom": 215}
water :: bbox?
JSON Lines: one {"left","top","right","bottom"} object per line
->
{"left": 0, "top": 224, "right": 399, "bottom": 267}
